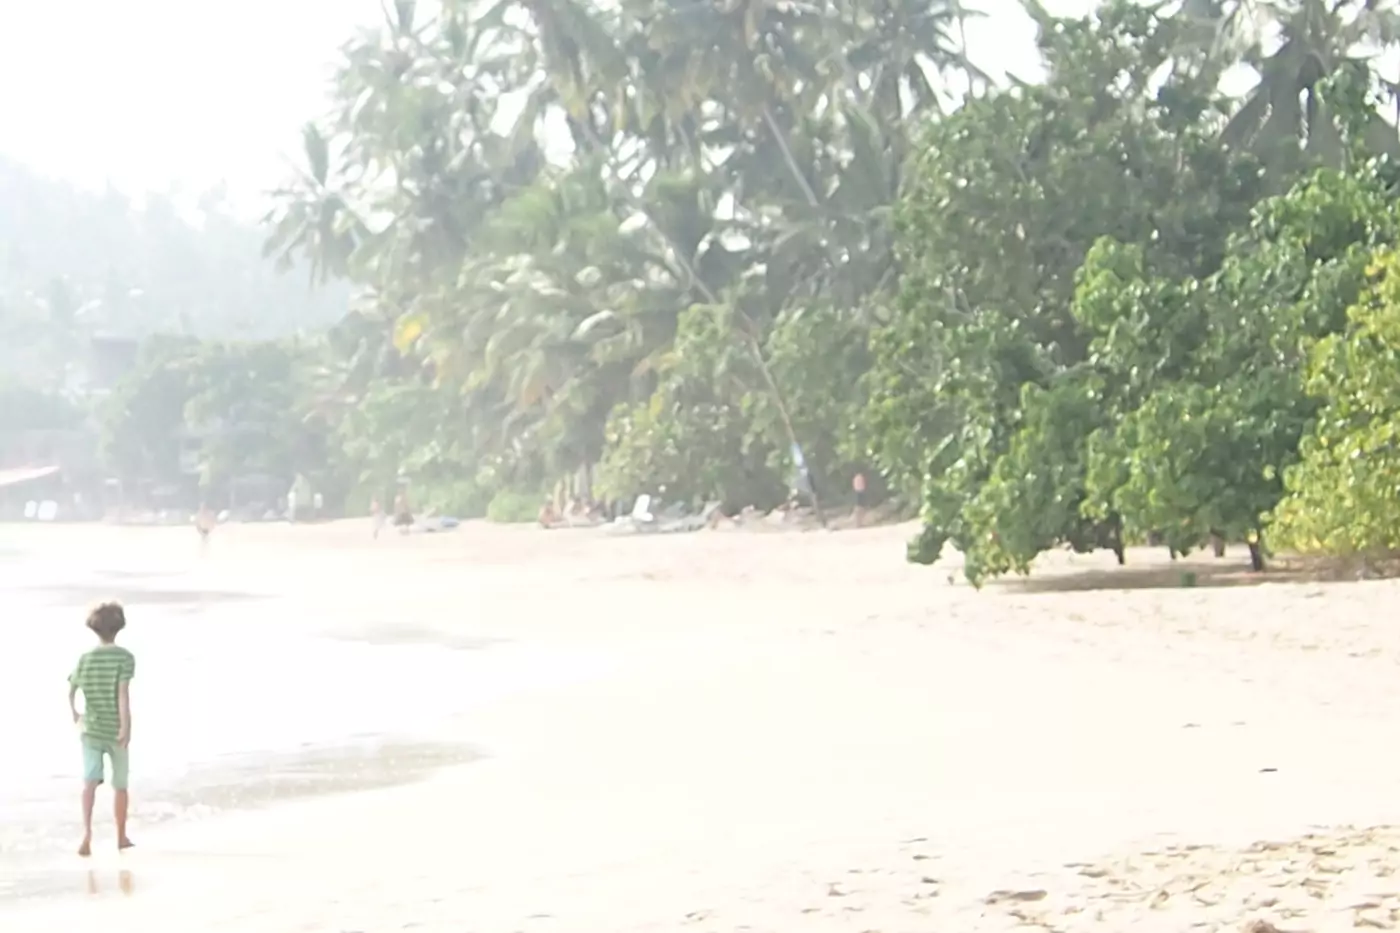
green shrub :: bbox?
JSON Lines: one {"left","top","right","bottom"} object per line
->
{"left": 1271, "top": 248, "right": 1400, "bottom": 556}
{"left": 420, "top": 478, "right": 494, "bottom": 519}
{"left": 486, "top": 488, "right": 544, "bottom": 524}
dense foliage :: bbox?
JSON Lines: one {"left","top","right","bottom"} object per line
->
{"left": 256, "top": 0, "right": 960, "bottom": 513}
{"left": 97, "top": 337, "right": 342, "bottom": 507}
{"left": 15, "top": 0, "right": 1400, "bottom": 559}
{"left": 870, "top": 0, "right": 1400, "bottom": 582}
{"left": 1272, "top": 247, "right": 1400, "bottom": 556}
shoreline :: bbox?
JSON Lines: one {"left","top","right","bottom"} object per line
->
{"left": 1, "top": 525, "right": 624, "bottom": 887}
{"left": 6, "top": 520, "right": 1400, "bottom": 930}
{"left": 0, "top": 738, "right": 481, "bottom": 902}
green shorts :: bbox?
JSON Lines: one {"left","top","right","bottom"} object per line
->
{"left": 81, "top": 736, "right": 129, "bottom": 790}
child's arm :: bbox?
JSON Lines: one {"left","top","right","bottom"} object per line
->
{"left": 68, "top": 683, "right": 80, "bottom": 723}
{"left": 117, "top": 681, "right": 132, "bottom": 746}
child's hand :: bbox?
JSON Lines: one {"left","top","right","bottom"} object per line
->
{"left": 117, "top": 729, "right": 130, "bottom": 748}
{"left": 71, "top": 711, "right": 80, "bottom": 725}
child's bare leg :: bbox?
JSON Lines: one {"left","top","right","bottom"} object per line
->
{"left": 114, "top": 790, "right": 132, "bottom": 849}
{"left": 79, "top": 782, "right": 98, "bottom": 856}
{"left": 111, "top": 747, "right": 132, "bottom": 849}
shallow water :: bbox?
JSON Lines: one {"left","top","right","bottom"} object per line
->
{"left": 0, "top": 532, "right": 615, "bottom": 892}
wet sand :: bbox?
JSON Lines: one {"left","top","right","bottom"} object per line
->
{"left": 6, "top": 520, "right": 1400, "bottom": 931}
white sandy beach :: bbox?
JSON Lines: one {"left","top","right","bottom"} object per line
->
{"left": 7, "top": 519, "right": 1400, "bottom": 931}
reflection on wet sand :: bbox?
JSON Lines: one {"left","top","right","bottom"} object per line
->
{"left": 0, "top": 740, "right": 479, "bottom": 904}
{"left": 85, "top": 870, "right": 134, "bottom": 897}
{"left": 18, "top": 582, "right": 263, "bottom": 610}
{"left": 336, "top": 620, "right": 503, "bottom": 652}
{"left": 163, "top": 740, "right": 483, "bottom": 812}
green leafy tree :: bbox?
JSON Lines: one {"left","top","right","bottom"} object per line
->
{"left": 1081, "top": 167, "right": 1399, "bottom": 570}
{"left": 1272, "top": 247, "right": 1400, "bottom": 556}
{"left": 182, "top": 340, "right": 319, "bottom": 501}
{"left": 597, "top": 303, "right": 786, "bottom": 508}
{"left": 872, "top": 0, "right": 1266, "bottom": 580}
{"left": 100, "top": 337, "right": 202, "bottom": 495}
{"left": 958, "top": 373, "right": 1125, "bottom": 582}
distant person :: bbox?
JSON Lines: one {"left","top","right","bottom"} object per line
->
{"left": 67, "top": 602, "right": 136, "bottom": 858}
{"left": 195, "top": 504, "right": 216, "bottom": 553}
{"left": 393, "top": 490, "right": 414, "bottom": 531}
{"left": 852, "top": 472, "right": 868, "bottom": 527}
{"left": 370, "top": 497, "right": 385, "bottom": 539}
{"left": 287, "top": 488, "right": 298, "bottom": 524}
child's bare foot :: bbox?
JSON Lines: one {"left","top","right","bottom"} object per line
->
{"left": 117, "top": 836, "right": 134, "bottom": 851}
{"left": 78, "top": 836, "right": 92, "bottom": 858}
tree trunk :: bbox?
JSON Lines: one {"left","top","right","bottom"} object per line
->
{"left": 1210, "top": 531, "right": 1226, "bottom": 558}
{"left": 1248, "top": 537, "right": 1266, "bottom": 572}
{"left": 741, "top": 328, "right": 827, "bottom": 527}
{"left": 1110, "top": 515, "right": 1125, "bottom": 566}
{"left": 762, "top": 106, "right": 822, "bottom": 208}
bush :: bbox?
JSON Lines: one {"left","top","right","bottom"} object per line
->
{"left": 485, "top": 488, "right": 544, "bottom": 524}
{"left": 597, "top": 392, "right": 785, "bottom": 511}
{"left": 419, "top": 478, "right": 494, "bottom": 519}
{"left": 1271, "top": 249, "right": 1400, "bottom": 556}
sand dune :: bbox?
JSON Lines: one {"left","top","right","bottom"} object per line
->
{"left": 6, "top": 520, "right": 1400, "bottom": 931}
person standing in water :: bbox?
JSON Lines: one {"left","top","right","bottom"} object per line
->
{"left": 68, "top": 602, "right": 136, "bottom": 857}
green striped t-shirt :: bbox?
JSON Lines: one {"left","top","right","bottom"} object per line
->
{"left": 69, "top": 646, "right": 135, "bottom": 742}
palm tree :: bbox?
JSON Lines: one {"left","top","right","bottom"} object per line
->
{"left": 263, "top": 0, "right": 952, "bottom": 513}
{"left": 1180, "top": 0, "right": 1400, "bottom": 167}
{"left": 262, "top": 124, "right": 363, "bottom": 286}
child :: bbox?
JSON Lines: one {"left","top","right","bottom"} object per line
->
{"left": 67, "top": 602, "right": 136, "bottom": 857}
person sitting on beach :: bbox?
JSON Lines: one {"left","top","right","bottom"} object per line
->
{"left": 67, "top": 602, "right": 136, "bottom": 857}
{"left": 586, "top": 498, "right": 606, "bottom": 522}
{"left": 393, "top": 491, "right": 414, "bottom": 531}
{"left": 539, "top": 499, "right": 559, "bottom": 528}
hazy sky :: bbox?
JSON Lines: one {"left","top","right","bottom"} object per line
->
{"left": 0, "top": 0, "right": 1081, "bottom": 216}
{"left": 0, "top": 0, "right": 382, "bottom": 209}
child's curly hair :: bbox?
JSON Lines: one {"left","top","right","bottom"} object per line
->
{"left": 86, "top": 602, "right": 127, "bottom": 640}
